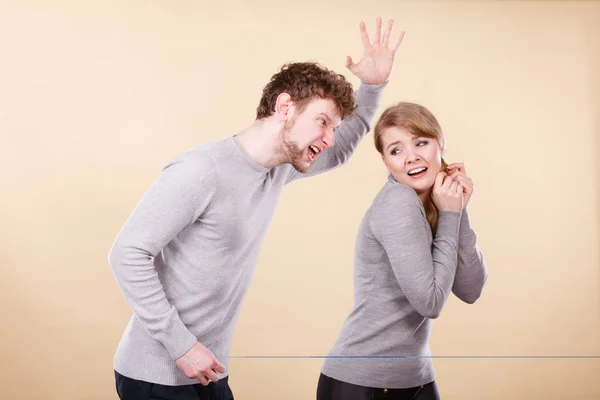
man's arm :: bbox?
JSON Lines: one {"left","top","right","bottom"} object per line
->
{"left": 286, "top": 17, "right": 404, "bottom": 183}
{"left": 452, "top": 209, "right": 488, "bottom": 303}
{"left": 108, "top": 155, "right": 217, "bottom": 360}
{"left": 285, "top": 82, "right": 386, "bottom": 182}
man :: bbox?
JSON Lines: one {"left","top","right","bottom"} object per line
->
{"left": 109, "top": 17, "right": 404, "bottom": 399}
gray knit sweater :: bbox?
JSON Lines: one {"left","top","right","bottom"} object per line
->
{"left": 108, "top": 82, "right": 386, "bottom": 386}
{"left": 320, "top": 175, "right": 487, "bottom": 388}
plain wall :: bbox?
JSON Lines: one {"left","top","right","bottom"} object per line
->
{"left": 1, "top": 1, "right": 598, "bottom": 399}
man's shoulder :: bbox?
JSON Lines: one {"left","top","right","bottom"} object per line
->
{"left": 165, "top": 137, "right": 234, "bottom": 172}
{"left": 162, "top": 139, "right": 237, "bottom": 179}
{"left": 186, "top": 137, "right": 233, "bottom": 161}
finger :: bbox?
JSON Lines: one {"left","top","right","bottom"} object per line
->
{"left": 447, "top": 162, "right": 465, "bottom": 174}
{"left": 206, "top": 368, "right": 220, "bottom": 383}
{"left": 458, "top": 177, "right": 473, "bottom": 192}
{"left": 359, "top": 21, "right": 371, "bottom": 50}
{"left": 447, "top": 162, "right": 464, "bottom": 170}
{"left": 197, "top": 374, "right": 210, "bottom": 386}
{"left": 447, "top": 166, "right": 467, "bottom": 180}
{"left": 442, "top": 174, "right": 455, "bottom": 189}
{"left": 450, "top": 178, "right": 459, "bottom": 193}
{"left": 392, "top": 30, "right": 405, "bottom": 52}
{"left": 213, "top": 360, "right": 226, "bottom": 374}
{"left": 434, "top": 172, "right": 446, "bottom": 188}
{"left": 448, "top": 168, "right": 461, "bottom": 177}
{"left": 382, "top": 19, "right": 394, "bottom": 47}
{"left": 345, "top": 55, "right": 354, "bottom": 69}
{"left": 452, "top": 171, "right": 467, "bottom": 181}
{"left": 455, "top": 173, "right": 472, "bottom": 186}
{"left": 448, "top": 167, "right": 464, "bottom": 176}
{"left": 374, "top": 17, "right": 382, "bottom": 44}
{"left": 456, "top": 178, "right": 471, "bottom": 193}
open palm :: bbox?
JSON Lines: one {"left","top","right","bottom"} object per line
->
{"left": 346, "top": 17, "right": 405, "bottom": 85}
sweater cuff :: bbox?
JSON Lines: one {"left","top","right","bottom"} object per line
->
{"left": 459, "top": 209, "right": 478, "bottom": 247}
{"left": 436, "top": 210, "right": 462, "bottom": 243}
{"left": 358, "top": 80, "right": 388, "bottom": 93}
{"left": 460, "top": 208, "right": 471, "bottom": 228}
{"left": 355, "top": 82, "right": 387, "bottom": 117}
{"left": 157, "top": 318, "right": 199, "bottom": 360}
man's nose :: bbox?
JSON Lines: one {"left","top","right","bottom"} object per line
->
{"left": 322, "top": 127, "right": 335, "bottom": 148}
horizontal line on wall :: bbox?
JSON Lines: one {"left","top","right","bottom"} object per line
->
{"left": 228, "top": 355, "right": 600, "bottom": 359}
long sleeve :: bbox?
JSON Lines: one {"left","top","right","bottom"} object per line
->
{"left": 452, "top": 209, "right": 488, "bottom": 303}
{"left": 108, "top": 155, "right": 218, "bottom": 360}
{"left": 370, "top": 185, "right": 462, "bottom": 319}
{"left": 285, "top": 82, "right": 386, "bottom": 183}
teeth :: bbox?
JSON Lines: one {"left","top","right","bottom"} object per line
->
{"left": 309, "top": 145, "right": 320, "bottom": 154}
{"left": 408, "top": 167, "right": 426, "bottom": 175}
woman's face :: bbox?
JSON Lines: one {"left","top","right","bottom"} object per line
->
{"left": 379, "top": 126, "right": 443, "bottom": 199}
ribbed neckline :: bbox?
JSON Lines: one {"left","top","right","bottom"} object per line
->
{"left": 227, "top": 135, "right": 271, "bottom": 174}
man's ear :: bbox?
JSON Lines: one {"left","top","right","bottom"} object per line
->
{"left": 274, "top": 93, "right": 293, "bottom": 119}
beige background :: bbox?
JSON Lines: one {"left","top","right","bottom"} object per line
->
{"left": 1, "top": 0, "right": 599, "bottom": 399}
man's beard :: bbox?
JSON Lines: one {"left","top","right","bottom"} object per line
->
{"left": 282, "top": 120, "right": 311, "bottom": 173}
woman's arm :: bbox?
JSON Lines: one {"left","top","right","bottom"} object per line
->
{"left": 452, "top": 209, "right": 488, "bottom": 303}
{"left": 371, "top": 185, "right": 462, "bottom": 318}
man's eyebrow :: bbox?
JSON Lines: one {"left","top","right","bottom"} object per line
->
{"left": 318, "top": 112, "right": 341, "bottom": 129}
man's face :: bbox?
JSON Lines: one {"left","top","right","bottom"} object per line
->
{"left": 281, "top": 98, "right": 341, "bottom": 173}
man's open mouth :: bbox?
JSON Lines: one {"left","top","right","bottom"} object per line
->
{"left": 308, "top": 145, "right": 321, "bottom": 161}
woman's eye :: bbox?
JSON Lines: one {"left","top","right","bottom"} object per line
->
{"left": 391, "top": 148, "right": 402, "bottom": 155}
{"left": 416, "top": 140, "right": 429, "bottom": 147}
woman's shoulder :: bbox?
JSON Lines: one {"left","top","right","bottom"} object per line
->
{"left": 374, "top": 176, "right": 421, "bottom": 207}
{"left": 363, "top": 176, "right": 423, "bottom": 224}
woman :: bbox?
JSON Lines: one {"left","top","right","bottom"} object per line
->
{"left": 317, "top": 102, "right": 487, "bottom": 399}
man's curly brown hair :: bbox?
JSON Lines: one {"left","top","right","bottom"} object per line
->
{"left": 256, "top": 62, "right": 357, "bottom": 120}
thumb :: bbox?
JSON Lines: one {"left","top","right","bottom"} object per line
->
{"left": 345, "top": 56, "right": 355, "bottom": 70}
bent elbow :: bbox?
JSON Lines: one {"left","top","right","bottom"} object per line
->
{"left": 108, "top": 243, "right": 127, "bottom": 275}
{"left": 418, "top": 306, "right": 443, "bottom": 319}
{"left": 424, "top": 311, "right": 441, "bottom": 319}
{"left": 458, "top": 292, "right": 481, "bottom": 304}
{"left": 456, "top": 277, "right": 488, "bottom": 304}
